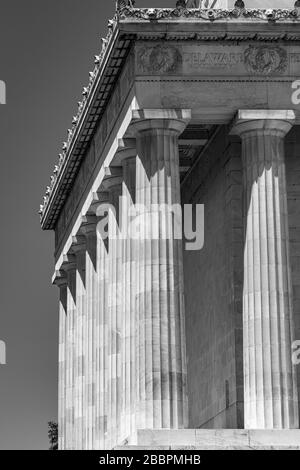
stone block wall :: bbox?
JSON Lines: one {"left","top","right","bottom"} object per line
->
{"left": 182, "top": 124, "right": 300, "bottom": 430}
{"left": 181, "top": 126, "right": 244, "bottom": 429}
{"left": 286, "top": 125, "right": 300, "bottom": 421}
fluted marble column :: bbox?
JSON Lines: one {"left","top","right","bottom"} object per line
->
{"left": 54, "top": 271, "right": 67, "bottom": 450}
{"left": 84, "top": 193, "right": 110, "bottom": 449}
{"left": 61, "top": 255, "right": 77, "bottom": 450}
{"left": 70, "top": 236, "right": 86, "bottom": 450}
{"left": 231, "top": 110, "right": 299, "bottom": 429}
{"left": 131, "top": 109, "right": 191, "bottom": 430}
{"left": 76, "top": 216, "right": 96, "bottom": 450}
{"left": 115, "top": 141, "right": 137, "bottom": 442}
{"left": 102, "top": 170, "right": 123, "bottom": 447}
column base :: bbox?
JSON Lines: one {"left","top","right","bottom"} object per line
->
{"left": 115, "top": 429, "right": 300, "bottom": 450}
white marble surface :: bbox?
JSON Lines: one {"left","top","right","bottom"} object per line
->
{"left": 117, "top": 429, "right": 300, "bottom": 450}
{"left": 231, "top": 111, "right": 299, "bottom": 430}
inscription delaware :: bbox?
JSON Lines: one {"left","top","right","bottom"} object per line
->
{"left": 185, "top": 52, "right": 244, "bottom": 68}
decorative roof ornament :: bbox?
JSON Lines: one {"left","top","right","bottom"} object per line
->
{"left": 39, "top": 14, "right": 118, "bottom": 220}
{"left": 108, "top": 19, "right": 115, "bottom": 31}
{"left": 77, "top": 101, "right": 84, "bottom": 112}
{"left": 89, "top": 71, "right": 97, "bottom": 86}
{"left": 116, "top": 0, "right": 136, "bottom": 12}
{"left": 118, "top": 6, "right": 300, "bottom": 21}
{"left": 101, "top": 38, "right": 108, "bottom": 50}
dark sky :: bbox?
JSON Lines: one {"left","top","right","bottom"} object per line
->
{"left": 0, "top": 0, "right": 293, "bottom": 451}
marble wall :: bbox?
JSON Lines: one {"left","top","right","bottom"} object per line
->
{"left": 286, "top": 125, "right": 300, "bottom": 421}
{"left": 182, "top": 126, "right": 244, "bottom": 428}
{"left": 182, "top": 124, "right": 300, "bottom": 429}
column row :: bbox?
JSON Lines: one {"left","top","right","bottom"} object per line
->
{"left": 54, "top": 109, "right": 191, "bottom": 449}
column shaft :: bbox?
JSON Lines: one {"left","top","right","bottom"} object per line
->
{"left": 105, "top": 177, "right": 123, "bottom": 447}
{"left": 57, "top": 275, "right": 67, "bottom": 450}
{"left": 231, "top": 110, "right": 299, "bottom": 429}
{"left": 96, "top": 219, "right": 109, "bottom": 449}
{"left": 121, "top": 154, "right": 137, "bottom": 442}
{"left": 82, "top": 222, "right": 97, "bottom": 449}
{"left": 72, "top": 242, "right": 86, "bottom": 449}
{"left": 132, "top": 109, "right": 190, "bottom": 430}
{"left": 86, "top": 195, "right": 110, "bottom": 449}
{"left": 64, "top": 261, "right": 76, "bottom": 449}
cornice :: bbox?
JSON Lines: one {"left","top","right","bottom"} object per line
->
{"left": 119, "top": 6, "right": 300, "bottom": 22}
{"left": 40, "top": 17, "right": 134, "bottom": 230}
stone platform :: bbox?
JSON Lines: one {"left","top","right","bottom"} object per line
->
{"left": 115, "top": 429, "right": 300, "bottom": 450}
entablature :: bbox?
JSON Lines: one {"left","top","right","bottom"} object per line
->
{"left": 39, "top": 6, "right": 300, "bottom": 232}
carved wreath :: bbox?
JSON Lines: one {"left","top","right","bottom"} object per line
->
{"left": 244, "top": 45, "right": 288, "bottom": 75}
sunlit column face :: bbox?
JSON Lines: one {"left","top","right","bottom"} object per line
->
{"left": 231, "top": 110, "right": 299, "bottom": 430}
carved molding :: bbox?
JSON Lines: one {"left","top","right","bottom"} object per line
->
{"left": 119, "top": 7, "right": 300, "bottom": 22}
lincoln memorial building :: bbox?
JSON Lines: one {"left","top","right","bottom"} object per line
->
{"left": 40, "top": 2, "right": 300, "bottom": 449}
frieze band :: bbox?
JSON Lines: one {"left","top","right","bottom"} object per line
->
{"left": 136, "top": 44, "right": 291, "bottom": 76}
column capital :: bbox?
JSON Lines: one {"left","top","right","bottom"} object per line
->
{"left": 52, "top": 270, "right": 67, "bottom": 287}
{"left": 230, "top": 109, "right": 295, "bottom": 137}
{"left": 113, "top": 138, "right": 136, "bottom": 166}
{"left": 131, "top": 108, "right": 191, "bottom": 135}
{"left": 102, "top": 167, "right": 123, "bottom": 191}
{"left": 87, "top": 191, "right": 110, "bottom": 216}
{"left": 70, "top": 235, "right": 86, "bottom": 254}
{"left": 61, "top": 253, "right": 77, "bottom": 272}
{"left": 79, "top": 215, "right": 98, "bottom": 236}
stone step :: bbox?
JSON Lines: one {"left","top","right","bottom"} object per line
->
{"left": 115, "top": 429, "right": 300, "bottom": 450}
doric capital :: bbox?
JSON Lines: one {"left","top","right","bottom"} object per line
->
{"left": 79, "top": 215, "right": 98, "bottom": 236}
{"left": 87, "top": 191, "right": 110, "bottom": 216}
{"left": 230, "top": 109, "right": 295, "bottom": 138}
{"left": 102, "top": 167, "right": 123, "bottom": 191}
{"left": 70, "top": 235, "right": 86, "bottom": 253}
{"left": 61, "top": 254, "right": 77, "bottom": 272}
{"left": 131, "top": 109, "right": 191, "bottom": 135}
{"left": 52, "top": 270, "right": 67, "bottom": 287}
{"left": 113, "top": 138, "right": 136, "bottom": 166}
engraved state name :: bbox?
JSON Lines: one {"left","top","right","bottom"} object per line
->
{"left": 137, "top": 45, "right": 296, "bottom": 75}
{"left": 184, "top": 52, "right": 244, "bottom": 68}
